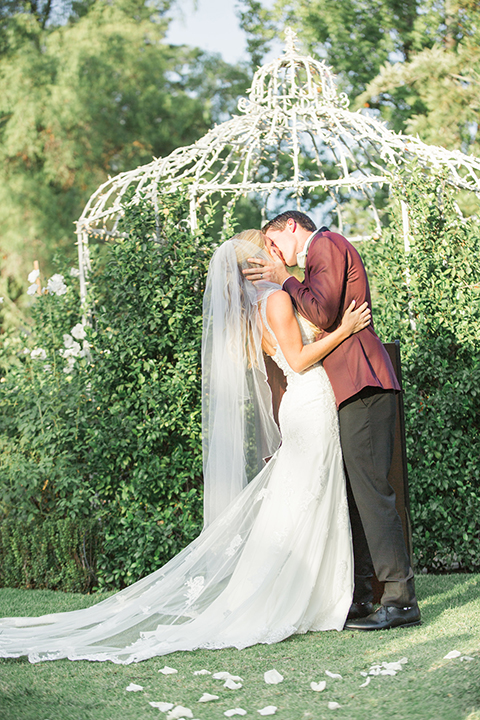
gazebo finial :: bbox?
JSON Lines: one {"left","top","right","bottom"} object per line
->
{"left": 284, "top": 27, "right": 298, "bottom": 55}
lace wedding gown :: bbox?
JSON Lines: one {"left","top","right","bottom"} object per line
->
{"left": 0, "top": 309, "right": 353, "bottom": 664}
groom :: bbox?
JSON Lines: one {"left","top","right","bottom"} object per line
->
{"left": 243, "top": 211, "right": 420, "bottom": 631}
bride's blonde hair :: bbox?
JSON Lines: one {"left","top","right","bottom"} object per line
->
{"left": 232, "top": 229, "right": 267, "bottom": 265}
{"left": 221, "top": 229, "right": 268, "bottom": 368}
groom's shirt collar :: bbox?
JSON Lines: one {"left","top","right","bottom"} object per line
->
{"left": 296, "top": 230, "right": 318, "bottom": 269}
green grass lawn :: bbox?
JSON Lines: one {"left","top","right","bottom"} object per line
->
{"left": 0, "top": 574, "right": 479, "bottom": 720}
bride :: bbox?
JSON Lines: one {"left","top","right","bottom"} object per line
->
{"left": 0, "top": 230, "right": 370, "bottom": 664}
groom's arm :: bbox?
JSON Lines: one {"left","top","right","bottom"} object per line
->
{"left": 283, "top": 237, "right": 346, "bottom": 330}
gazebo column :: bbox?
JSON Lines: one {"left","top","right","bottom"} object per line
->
{"left": 189, "top": 192, "right": 198, "bottom": 232}
{"left": 77, "top": 229, "right": 89, "bottom": 307}
{"left": 401, "top": 199, "right": 417, "bottom": 331}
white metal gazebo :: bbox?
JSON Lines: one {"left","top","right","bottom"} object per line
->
{"left": 75, "top": 28, "right": 480, "bottom": 302}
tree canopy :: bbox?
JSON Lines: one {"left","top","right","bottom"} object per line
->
{"left": 0, "top": 0, "right": 248, "bottom": 327}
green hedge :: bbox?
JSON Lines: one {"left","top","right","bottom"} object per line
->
{"left": 0, "top": 171, "right": 479, "bottom": 592}
{"left": 360, "top": 166, "right": 480, "bottom": 572}
{"left": 0, "top": 517, "right": 97, "bottom": 593}
{"left": 0, "top": 188, "right": 214, "bottom": 590}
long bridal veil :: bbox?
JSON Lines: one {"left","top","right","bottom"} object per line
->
{"left": 202, "top": 236, "right": 281, "bottom": 526}
{"left": 0, "top": 234, "right": 285, "bottom": 664}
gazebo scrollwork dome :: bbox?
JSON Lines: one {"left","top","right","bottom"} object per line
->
{"left": 76, "top": 28, "right": 480, "bottom": 301}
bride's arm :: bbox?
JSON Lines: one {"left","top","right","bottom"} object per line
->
{"left": 266, "top": 290, "right": 370, "bottom": 373}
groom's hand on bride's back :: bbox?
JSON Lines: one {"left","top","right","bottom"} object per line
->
{"left": 243, "top": 245, "right": 291, "bottom": 286}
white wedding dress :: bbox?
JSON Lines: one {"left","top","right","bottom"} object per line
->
{"left": 0, "top": 307, "right": 353, "bottom": 664}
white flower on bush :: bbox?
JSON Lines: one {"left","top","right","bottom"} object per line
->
{"left": 69, "top": 267, "right": 80, "bottom": 277}
{"left": 43, "top": 364, "right": 52, "bottom": 373}
{"left": 30, "top": 348, "right": 47, "bottom": 360}
{"left": 28, "top": 269, "right": 39, "bottom": 283}
{"left": 47, "top": 274, "right": 67, "bottom": 296}
{"left": 71, "top": 323, "right": 86, "bottom": 340}
{"left": 61, "top": 348, "right": 80, "bottom": 360}
{"left": 60, "top": 331, "right": 89, "bottom": 373}
{"left": 63, "top": 356, "right": 76, "bottom": 374}
{"left": 0, "top": 297, "right": 4, "bottom": 303}
{"left": 61, "top": 334, "right": 82, "bottom": 357}
{"left": 27, "top": 284, "right": 38, "bottom": 296}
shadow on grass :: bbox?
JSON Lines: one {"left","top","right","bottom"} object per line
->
{"left": 416, "top": 574, "right": 480, "bottom": 621}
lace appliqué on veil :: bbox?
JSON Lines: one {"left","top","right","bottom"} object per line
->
{"left": 225, "top": 535, "right": 243, "bottom": 558}
{"left": 184, "top": 576, "right": 205, "bottom": 607}
{"left": 254, "top": 488, "right": 272, "bottom": 504}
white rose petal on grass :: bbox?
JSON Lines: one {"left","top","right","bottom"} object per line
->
{"left": 126, "top": 683, "right": 143, "bottom": 692}
{"left": 460, "top": 656, "right": 475, "bottom": 662}
{"left": 28, "top": 269, "right": 40, "bottom": 283}
{"left": 224, "top": 679, "right": 243, "bottom": 690}
{"left": 27, "top": 284, "right": 38, "bottom": 296}
{"left": 258, "top": 706, "right": 277, "bottom": 715}
{"left": 264, "top": 669, "right": 284, "bottom": 684}
{"left": 198, "top": 693, "right": 219, "bottom": 703}
{"left": 158, "top": 666, "right": 178, "bottom": 674}
{"left": 311, "top": 681, "right": 326, "bottom": 692}
{"left": 328, "top": 701, "right": 341, "bottom": 710}
{"left": 382, "top": 661, "right": 404, "bottom": 672}
{"left": 213, "top": 672, "right": 243, "bottom": 681}
{"left": 367, "top": 658, "right": 407, "bottom": 677}
{"left": 193, "top": 669, "right": 211, "bottom": 675}
{"left": 325, "top": 670, "right": 342, "bottom": 680}
{"left": 444, "top": 650, "right": 461, "bottom": 659}
{"left": 166, "top": 707, "right": 193, "bottom": 720}
{"left": 149, "top": 701, "right": 174, "bottom": 711}
{"left": 359, "top": 677, "right": 371, "bottom": 688}
{"left": 224, "top": 710, "right": 247, "bottom": 717}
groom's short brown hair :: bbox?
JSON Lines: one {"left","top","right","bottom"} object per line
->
{"left": 262, "top": 211, "right": 316, "bottom": 234}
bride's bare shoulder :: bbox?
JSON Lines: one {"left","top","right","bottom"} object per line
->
{"left": 266, "top": 289, "right": 294, "bottom": 318}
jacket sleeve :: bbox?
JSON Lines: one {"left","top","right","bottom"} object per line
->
{"left": 283, "top": 236, "right": 346, "bottom": 330}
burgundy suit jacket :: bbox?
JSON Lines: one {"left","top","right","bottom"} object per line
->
{"left": 283, "top": 230, "right": 400, "bottom": 407}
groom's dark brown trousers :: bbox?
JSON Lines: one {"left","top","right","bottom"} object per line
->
{"left": 283, "top": 230, "right": 416, "bottom": 608}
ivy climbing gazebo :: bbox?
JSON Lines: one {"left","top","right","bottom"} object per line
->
{"left": 75, "top": 28, "right": 480, "bottom": 303}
